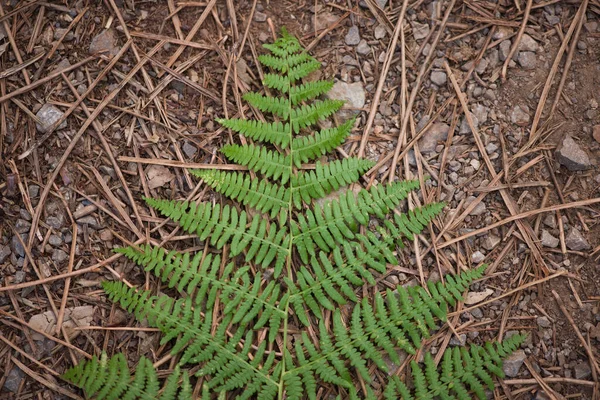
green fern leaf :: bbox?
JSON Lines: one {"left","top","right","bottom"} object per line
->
{"left": 191, "top": 170, "right": 289, "bottom": 218}
{"left": 291, "top": 118, "right": 354, "bottom": 168}
{"left": 289, "top": 80, "right": 334, "bottom": 105}
{"left": 221, "top": 143, "right": 292, "bottom": 184}
{"left": 63, "top": 353, "right": 192, "bottom": 400}
{"left": 217, "top": 118, "right": 291, "bottom": 148}
{"left": 144, "top": 198, "right": 289, "bottom": 275}
{"left": 290, "top": 99, "right": 345, "bottom": 133}
{"left": 244, "top": 92, "right": 289, "bottom": 118}
{"left": 291, "top": 158, "right": 375, "bottom": 207}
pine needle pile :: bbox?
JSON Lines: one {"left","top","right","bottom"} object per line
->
{"left": 64, "top": 28, "right": 524, "bottom": 399}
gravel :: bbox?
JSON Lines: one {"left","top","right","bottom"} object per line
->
{"left": 430, "top": 70, "right": 447, "bottom": 86}
{"left": 565, "top": 228, "right": 591, "bottom": 251}
{"left": 35, "top": 104, "right": 67, "bottom": 133}
{"left": 503, "top": 350, "right": 527, "bottom": 377}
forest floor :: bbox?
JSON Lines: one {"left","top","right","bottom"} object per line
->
{"left": 0, "top": 0, "right": 599, "bottom": 399}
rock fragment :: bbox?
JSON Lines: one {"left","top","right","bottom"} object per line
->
{"left": 556, "top": 136, "right": 592, "bottom": 171}
{"left": 89, "top": 29, "right": 119, "bottom": 57}
{"left": 565, "top": 228, "right": 590, "bottom": 251}
{"left": 345, "top": 26, "right": 360, "bottom": 46}
{"left": 35, "top": 104, "right": 67, "bottom": 133}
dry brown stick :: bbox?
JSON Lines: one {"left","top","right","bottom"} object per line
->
{"left": 357, "top": 0, "right": 407, "bottom": 159}
{"left": 445, "top": 61, "right": 549, "bottom": 274}
{"left": 0, "top": 0, "right": 40, "bottom": 23}
{"left": 162, "top": 0, "right": 218, "bottom": 76}
{"left": 167, "top": 0, "right": 185, "bottom": 40}
{"left": 18, "top": 40, "right": 132, "bottom": 160}
{"left": 0, "top": 51, "right": 44, "bottom": 79}
{"left": 448, "top": 270, "right": 566, "bottom": 317}
{"left": 504, "top": 378, "right": 596, "bottom": 387}
{"left": 0, "top": 56, "right": 95, "bottom": 104}
{"left": 388, "top": 0, "right": 457, "bottom": 182}
{"left": 129, "top": 31, "right": 212, "bottom": 49}
{"left": 0, "top": 2, "right": 31, "bottom": 84}
{"left": 500, "top": 0, "right": 533, "bottom": 81}
{"left": 306, "top": 10, "right": 352, "bottom": 52}
{"left": 0, "top": 334, "right": 60, "bottom": 377}
{"left": 0, "top": 238, "right": 147, "bottom": 293}
{"left": 24, "top": 42, "right": 163, "bottom": 276}
{"left": 32, "top": 6, "right": 88, "bottom": 81}
{"left": 548, "top": 1, "right": 587, "bottom": 117}
{"left": 146, "top": 54, "right": 220, "bottom": 102}
{"left": 529, "top": 0, "right": 588, "bottom": 140}
{"left": 552, "top": 290, "right": 600, "bottom": 382}
{"left": 10, "top": 357, "right": 83, "bottom": 400}
{"left": 61, "top": 74, "right": 144, "bottom": 234}
{"left": 55, "top": 222, "right": 77, "bottom": 337}
{"left": 438, "top": 197, "right": 600, "bottom": 249}
{"left": 235, "top": 0, "right": 258, "bottom": 60}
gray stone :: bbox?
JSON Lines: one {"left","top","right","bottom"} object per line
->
{"left": 472, "top": 104, "right": 488, "bottom": 125}
{"left": 459, "top": 112, "right": 479, "bottom": 134}
{"left": 556, "top": 136, "right": 592, "bottom": 171}
{"left": 46, "top": 215, "right": 64, "bottom": 230}
{"left": 3, "top": 366, "right": 24, "bottom": 393}
{"left": 541, "top": 230, "right": 559, "bottom": 248}
{"left": 356, "top": 40, "right": 370, "bottom": 55}
{"left": 470, "top": 308, "right": 483, "bottom": 319}
{"left": 517, "top": 34, "right": 539, "bottom": 52}
{"left": 545, "top": 13, "right": 560, "bottom": 25}
{"left": 0, "top": 245, "right": 11, "bottom": 263}
{"left": 449, "top": 333, "right": 467, "bottom": 346}
{"left": 430, "top": 71, "right": 447, "bottom": 86}
{"left": 89, "top": 29, "right": 119, "bottom": 57}
{"left": 503, "top": 350, "right": 526, "bottom": 377}
{"left": 15, "top": 219, "right": 31, "bottom": 234}
{"left": 374, "top": 25, "right": 386, "bottom": 39}
{"left": 182, "top": 141, "right": 197, "bottom": 158}
{"left": 375, "top": 0, "right": 388, "bottom": 7}
{"left": 77, "top": 216, "right": 101, "bottom": 229}
{"left": 253, "top": 11, "right": 267, "bottom": 22}
{"left": 48, "top": 234, "right": 63, "bottom": 247}
{"left": 35, "top": 104, "right": 67, "bottom": 133}
{"left": 345, "top": 26, "right": 360, "bottom": 46}
{"left": 419, "top": 123, "right": 449, "bottom": 153}
{"left": 475, "top": 58, "right": 488, "bottom": 74}
{"left": 14, "top": 270, "right": 26, "bottom": 284}
{"left": 537, "top": 316, "right": 552, "bottom": 329}
{"left": 499, "top": 40, "right": 511, "bottom": 61}
{"left": 486, "top": 142, "right": 498, "bottom": 154}
{"left": 411, "top": 21, "right": 430, "bottom": 40}
{"left": 28, "top": 184, "right": 40, "bottom": 198}
{"left": 565, "top": 228, "right": 591, "bottom": 251}
{"left": 466, "top": 196, "right": 487, "bottom": 216}
{"left": 510, "top": 105, "right": 530, "bottom": 126}
{"left": 11, "top": 235, "right": 25, "bottom": 258}
{"left": 584, "top": 21, "right": 598, "bottom": 33}
{"left": 482, "top": 234, "right": 501, "bottom": 250}
{"left": 471, "top": 251, "right": 485, "bottom": 263}
{"left": 543, "top": 214, "right": 557, "bottom": 228}
{"left": 326, "top": 81, "right": 365, "bottom": 121}
{"left": 52, "top": 249, "right": 69, "bottom": 263}
{"left": 517, "top": 51, "right": 537, "bottom": 69}
{"left": 573, "top": 363, "right": 592, "bottom": 380}
{"left": 55, "top": 58, "right": 71, "bottom": 71}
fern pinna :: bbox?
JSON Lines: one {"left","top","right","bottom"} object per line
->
{"left": 64, "top": 28, "right": 522, "bottom": 399}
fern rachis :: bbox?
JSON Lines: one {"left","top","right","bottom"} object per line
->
{"left": 64, "top": 28, "right": 523, "bottom": 399}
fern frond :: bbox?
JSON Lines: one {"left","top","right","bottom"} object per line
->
{"left": 290, "top": 100, "right": 345, "bottom": 133}
{"left": 291, "top": 118, "right": 354, "bottom": 168}
{"left": 287, "top": 267, "right": 484, "bottom": 389}
{"left": 382, "top": 202, "right": 446, "bottom": 244}
{"left": 292, "top": 179, "right": 421, "bottom": 262}
{"left": 222, "top": 143, "right": 292, "bottom": 184}
{"left": 291, "top": 158, "right": 375, "bottom": 208}
{"left": 116, "top": 244, "right": 285, "bottom": 341}
{"left": 289, "top": 80, "right": 334, "bottom": 105}
{"left": 243, "top": 92, "right": 289, "bottom": 118}
{"left": 63, "top": 353, "right": 192, "bottom": 400}
{"left": 101, "top": 282, "right": 280, "bottom": 397}
{"left": 191, "top": 170, "right": 289, "bottom": 218}
{"left": 144, "top": 198, "right": 289, "bottom": 275}
{"left": 217, "top": 118, "right": 290, "bottom": 148}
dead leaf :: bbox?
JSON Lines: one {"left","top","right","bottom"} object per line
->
{"left": 464, "top": 289, "right": 494, "bottom": 305}
{"left": 146, "top": 165, "right": 175, "bottom": 189}
{"left": 28, "top": 306, "right": 94, "bottom": 340}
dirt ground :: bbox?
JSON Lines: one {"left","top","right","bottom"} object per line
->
{"left": 0, "top": 0, "right": 599, "bottom": 399}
